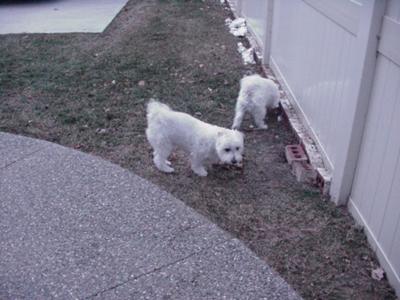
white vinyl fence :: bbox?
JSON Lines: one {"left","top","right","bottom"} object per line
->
{"left": 270, "top": 0, "right": 360, "bottom": 171}
{"left": 240, "top": 0, "right": 268, "bottom": 47}
{"left": 349, "top": 0, "right": 400, "bottom": 294}
{"left": 232, "top": 0, "right": 400, "bottom": 295}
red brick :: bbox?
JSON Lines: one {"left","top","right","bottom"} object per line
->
{"left": 285, "top": 144, "right": 308, "bottom": 165}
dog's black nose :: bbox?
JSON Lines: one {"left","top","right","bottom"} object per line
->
{"left": 232, "top": 158, "right": 237, "bottom": 164}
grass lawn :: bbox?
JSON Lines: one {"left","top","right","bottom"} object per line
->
{"left": 0, "top": 0, "right": 396, "bottom": 298}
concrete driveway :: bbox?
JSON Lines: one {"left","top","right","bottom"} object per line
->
{"left": 0, "top": 132, "right": 301, "bottom": 299}
{"left": 0, "top": 0, "right": 129, "bottom": 34}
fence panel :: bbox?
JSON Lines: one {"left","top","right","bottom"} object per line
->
{"left": 240, "top": 0, "right": 268, "bottom": 47}
{"left": 269, "top": 0, "right": 361, "bottom": 170}
{"left": 239, "top": 0, "right": 400, "bottom": 294}
{"left": 349, "top": 0, "right": 400, "bottom": 294}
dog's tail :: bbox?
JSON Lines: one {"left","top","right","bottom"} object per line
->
{"left": 146, "top": 99, "right": 171, "bottom": 123}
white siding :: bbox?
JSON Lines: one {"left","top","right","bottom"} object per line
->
{"left": 349, "top": 0, "right": 400, "bottom": 294}
{"left": 269, "top": 0, "right": 361, "bottom": 170}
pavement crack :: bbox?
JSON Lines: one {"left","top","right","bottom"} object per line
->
{"left": 82, "top": 239, "right": 229, "bottom": 299}
{"left": 1, "top": 146, "right": 45, "bottom": 170}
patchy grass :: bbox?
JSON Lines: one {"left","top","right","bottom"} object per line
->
{"left": 0, "top": 0, "right": 396, "bottom": 299}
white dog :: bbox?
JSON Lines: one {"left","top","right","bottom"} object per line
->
{"left": 146, "top": 100, "right": 244, "bottom": 176}
{"left": 232, "top": 74, "right": 280, "bottom": 130}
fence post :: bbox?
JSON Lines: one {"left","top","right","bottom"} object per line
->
{"left": 330, "top": 0, "right": 386, "bottom": 205}
{"left": 262, "top": 0, "right": 275, "bottom": 66}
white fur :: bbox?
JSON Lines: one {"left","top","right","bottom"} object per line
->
{"left": 232, "top": 74, "right": 280, "bottom": 130}
{"left": 146, "top": 100, "right": 244, "bottom": 176}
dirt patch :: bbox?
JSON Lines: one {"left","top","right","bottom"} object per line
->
{"left": 0, "top": 0, "right": 396, "bottom": 299}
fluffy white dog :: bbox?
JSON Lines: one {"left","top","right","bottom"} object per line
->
{"left": 146, "top": 100, "right": 244, "bottom": 176}
{"left": 232, "top": 74, "right": 280, "bottom": 130}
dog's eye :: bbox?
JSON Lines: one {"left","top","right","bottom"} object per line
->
{"left": 236, "top": 147, "right": 240, "bottom": 151}
{"left": 224, "top": 148, "right": 230, "bottom": 152}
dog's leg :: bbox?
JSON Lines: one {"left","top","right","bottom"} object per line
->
{"left": 190, "top": 156, "right": 208, "bottom": 177}
{"left": 252, "top": 106, "right": 268, "bottom": 129}
{"left": 153, "top": 147, "right": 174, "bottom": 173}
{"left": 191, "top": 165, "right": 208, "bottom": 177}
{"left": 154, "top": 155, "right": 174, "bottom": 173}
{"left": 232, "top": 104, "right": 245, "bottom": 130}
{"left": 152, "top": 150, "right": 173, "bottom": 169}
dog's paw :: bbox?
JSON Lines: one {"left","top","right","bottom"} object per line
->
{"left": 156, "top": 165, "right": 175, "bottom": 173}
{"left": 193, "top": 168, "right": 208, "bottom": 177}
{"left": 257, "top": 124, "right": 268, "bottom": 130}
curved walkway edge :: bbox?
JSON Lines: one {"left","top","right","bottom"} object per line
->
{"left": 0, "top": 132, "right": 301, "bottom": 299}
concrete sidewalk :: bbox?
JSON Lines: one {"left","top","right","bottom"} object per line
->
{"left": 0, "top": 0, "right": 129, "bottom": 34}
{"left": 0, "top": 132, "right": 301, "bottom": 299}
